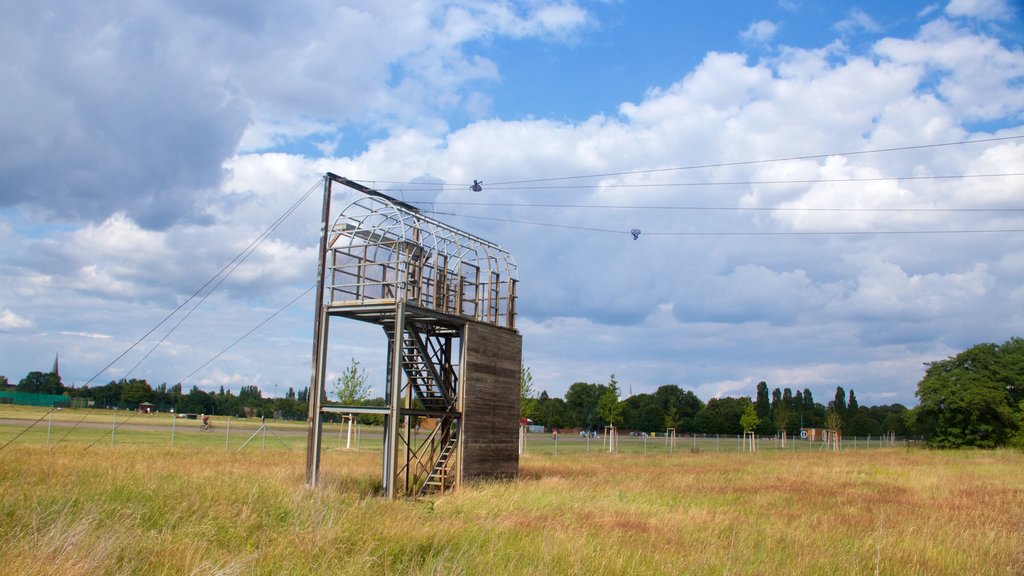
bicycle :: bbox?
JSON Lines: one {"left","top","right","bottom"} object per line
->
{"left": 200, "top": 422, "right": 215, "bottom": 432}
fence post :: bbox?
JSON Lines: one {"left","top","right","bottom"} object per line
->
{"left": 225, "top": 417, "right": 231, "bottom": 451}
{"left": 111, "top": 411, "right": 116, "bottom": 448}
{"left": 46, "top": 411, "right": 52, "bottom": 447}
{"left": 171, "top": 414, "right": 176, "bottom": 448}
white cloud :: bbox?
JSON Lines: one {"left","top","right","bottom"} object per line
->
{"left": 0, "top": 308, "right": 32, "bottom": 330}
{"left": 945, "top": 0, "right": 1013, "bottom": 20}
{"left": 834, "top": 8, "right": 883, "bottom": 34}
{"left": 1, "top": 2, "right": 1022, "bottom": 407}
{"left": 875, "top": 19, "right": 1024, "bottom": 121}
{"left": 0, "top": 1, "right": 592, "bottom": 229}
{"left": 60, "top": 331, "right": 112, "bottom": 340}
{"left": 838, "top": 259, "right": 993, "bottom": 320}
{"left": 740, "top": 20, "right": 779, "bottom": 43}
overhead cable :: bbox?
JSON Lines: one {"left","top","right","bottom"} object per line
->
{"left": 83, "top": 178, "right": 322, "bottom": 387}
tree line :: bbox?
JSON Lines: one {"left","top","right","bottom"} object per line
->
{"left": 6, "top": 373, "right": 309, "bottom": 420}
{"left": 521, "top": 336, "right": 1024, "bottom": 448}
{"left": 5, "top": 336, "right": 1021, "bottom": 447}
{"left": 521, "top": 372, "right": 910, "bottom": 437}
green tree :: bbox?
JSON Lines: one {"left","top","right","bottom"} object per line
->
{"left": 755, "top": 381, "right": 770, "bottom": 420}
{"left": 654, "top": 384, "right": 703, "bottom": 431}
{"left": 120, "top": 378, "right": 153, "bottom": 406}
{"left": 831, "top": 386, "right": 847, "bottom": 425}
{"left": 565, "top": 382, "right": 607, "bottom": 431}
{"left": 914, "top": 340, "right": 1021, "bottom": 448}
{"left": 180, "top": 386, "right": 214, "bottom": 415}
{"left": 664, "top": 405, "right": 680, "bottom": 432}
{"left": 17, "top": 371, "right": 63, "bottom": 395}
{"left": 333, "top": 358, "right": 370, "bottom": 405}
{"left": 598, "top": 374, "right": 623, "bottom": 428}
{"left": 694, "top": 397, "right": 752, "bottom": 434}
{"left": 520, "top": 364, "right": 535, "bottom": 418}
{"left": 774, "top": 401, "right": 792, "bottom": 440}
{"left": 532, "top": 391, "right": 569, "bottom": 429}
{"left": 825, "top": 409, "right": 843, "bottom": 434}
{"left": 740, "top": 404, "right": 760, "bottom": 433}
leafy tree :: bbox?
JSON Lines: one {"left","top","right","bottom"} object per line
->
{"left": 846, "top": 411, "right": 882, "bottom": 436}
{"left": 17, "top": 371, "right": 63, "bottom": 395}
{"left": 694, "top": 397, "right": 751, "bottom": 434}
{"left": 755, "top": 381, "right": 770, "bottom": 420}
{"left": 88, "top": 380, "right": 124, "bottom": 408}
{"left": 239, "top": 385, "right": 263, "bottom": 405}
{"left": 597, "top": 374, "right": 623, "bottom": 428}
{"left": 532, "top": 391, "right": 569, "bottom": 429}
{"left": 333, "top": 358, "right": 370, "bottom": 405}
{"left": 120, "top": 378, "right": 153, "bottom": 406}
{"left": 0, "top": 376, "right": 9, "bottom": 387}
{"left": 825, "top": 410, "right": 842, "bottom": 434}
{"left": 753, "top": 381, "right": 773, "bottom": 434}
{"left": 831, "top": 386, "right": 847, "bottom": 424}
{"left": 1010, "top": 400, "right": 1024, "bottom": 449}
{"left": 774, "top": 401, "right": 792, "bottom": 442}
{"left": 618, "top": 392, "right": 662, "bottom": 433}
{"left": 180, "top": 386, "right": 214, "bottom": 415}
{"left": 740, "top": 404, "right": 760, "bottom": 433}
{"left": 848, "top": 389, "right": 859, "bottom": 413}
{"left": 664, "top": 405, "right": 680, "bottom": 432}
{"left": 565, "top": 382, "right": 607, "bottom": 431}
{"left": 214, "top": 388, "right": 242, "bottom": 417}
{"left": 914, "top": 340, "right": 1021, "bottom": 448}
{"left": 520, "top": 364, "right": 535, "bottom": 418}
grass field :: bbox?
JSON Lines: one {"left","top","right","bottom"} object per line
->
{"left": 0, "top": 412, "right": 1021, "bottom": 576}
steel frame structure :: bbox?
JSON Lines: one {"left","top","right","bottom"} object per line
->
{"left": 305, "top": 173, "right": 518, "bottom": 498}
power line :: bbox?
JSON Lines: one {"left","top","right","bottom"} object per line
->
{"left": 84, "top": 178, "right": 323, "bottom": 387}
{"left": 414, "top": 201, "right": 1024, "bottom": 213}
{"left": 426, "top": 211, "right": 1024, "bottom": 237}
{"left": 377, "top": 172, "right": 1024, "bottom": 193}
{"left": 358, "top": 134, "right": 1023, "bottom": 189}
{"left": 176, "top": 284, "right": 315, "bottom": 386}
{"left": 493, "top": 135, "right": 1024, "bottom": 186}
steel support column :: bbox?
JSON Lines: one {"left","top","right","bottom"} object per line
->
{"left": 384, "top": 301, "right": 406, "bottom": 498}
{"left": 305, "top": 175, "right": 334, "bottom": 486}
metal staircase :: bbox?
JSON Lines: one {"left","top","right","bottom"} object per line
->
{"left": 418, "top": 430, "right": 459, "bottom": 496}
{"left": 386, "top": 324, "right": 455, "bottom": 412}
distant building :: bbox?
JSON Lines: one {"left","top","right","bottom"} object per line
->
{"left": 802, "top": 428, "right": 825, "bottom": 442}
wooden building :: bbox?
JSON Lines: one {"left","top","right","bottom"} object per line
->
{"left": 305, "top": 174, "right": 521, "bottom": 497}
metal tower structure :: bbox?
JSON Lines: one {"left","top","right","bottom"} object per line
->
{"left": 305, "top": 173, "right": 521, "bottom": 498}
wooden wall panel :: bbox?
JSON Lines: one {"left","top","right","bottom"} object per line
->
{"left": 460, "top": 323, "right": 522, "bottom": 482}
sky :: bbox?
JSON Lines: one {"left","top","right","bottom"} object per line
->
{"left": 1, "top": 0, "right": 1023, "bottom": 407}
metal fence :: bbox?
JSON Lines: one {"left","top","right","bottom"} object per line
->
{"left": 520, "top": 431, "right": 910, "bottom": 455}
{"left": 0, "top": 409, "right": 911, "bottom": 455}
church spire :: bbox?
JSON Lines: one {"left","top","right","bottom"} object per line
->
{"left": 52, "top": 353, "right": 59, "bottom": 377}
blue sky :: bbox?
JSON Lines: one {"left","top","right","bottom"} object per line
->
{"left": 1, "top": 0, "right": 1023, "bottom": 406}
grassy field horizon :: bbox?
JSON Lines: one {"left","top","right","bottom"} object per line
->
{"left": 0, "top": 438, "right": 1021, "bottom": 575}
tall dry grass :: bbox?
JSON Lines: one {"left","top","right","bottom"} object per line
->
{"left": 0, "top": 445, "right": 1021, "bottom": 575}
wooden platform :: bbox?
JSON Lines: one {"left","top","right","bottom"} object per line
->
{"left": 459, "top": 322, "right": 522, "bottom": 482}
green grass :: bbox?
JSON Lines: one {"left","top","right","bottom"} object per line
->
{"left": 0, "top": 433, "right": 1021, "bottom": 575}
